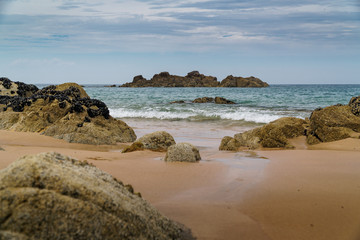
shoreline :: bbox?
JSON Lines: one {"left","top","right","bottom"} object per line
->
{"left": 1, "top": 120, "right": 360, "bottom": 239}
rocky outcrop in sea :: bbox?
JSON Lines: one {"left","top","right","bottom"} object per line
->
{"left": 120, "top": 71, "right": 269, "bottom": 88}
{"left": 0, "top": 78, "right": 136, "bottom": 145}
{"left": 0, "top": 152, "right": 194, "bottom": 239}
{"left": 219, "top": 75, "right": 269, "bottom": 88}
{"left": 219, "top": 96, "right": 360, "bottom": 150}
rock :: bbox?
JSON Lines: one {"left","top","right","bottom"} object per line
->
{"left": 170, "top": 100, "right": 186, "bottom": 104}
{"left": 123, "top": 131, "right": 176, "bottom": 152}
{"left": 0, "top": 146, "right": 4, "bottom": 151}
{"left": 120, "top": 72, "right": 269, "bottom": 88}
{"left": 0, "top": 152, "right": 193, "bottom": 239}
{"left": 0, "top": 77, "right": 38, "bottom": 97}
{"left": 0, "top": 78, "right": 136, "bottom": 145}
{"left": 349, "top": 96, "right": 360, "bottom": 116}
{"left": 219, "top": 75, "right": 269, "bottom": 88}
{"left": 122, "top": 142, "right": 144, "bottom": 153}
{"left": 0, "top": 231, "right": 28, "bottom": 240}
{"left": 191, "top": 96, "right": 235, "bottom": 104}
{"left": 220, "top": 117, "right": 307, "bottom": 150}
{"left": 165, "top": 143, "right": 201, "bottom": 162}
{"left": 219, "top": 136, "right": 241, "bottom": 151}
{"left": 120, "top": 71, "right": 219, "bottom": 87}
{"left": 306, "top": 104, "right": 360, "bottom": 144}
{"left": 105, "top": 84, "right": 117, "bottom": 87}
{"left": 192, "top": 97, "right": 214, "bottom": 103}
{"left": 214, "top": 97, "right": 235, "bottom": 104}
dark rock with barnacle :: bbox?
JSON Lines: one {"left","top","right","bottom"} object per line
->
{"left": 0, "top": 78, "right": 136, "bottom": 145}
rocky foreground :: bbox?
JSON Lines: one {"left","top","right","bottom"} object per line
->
{"left": 0, "top": 152, "right": 193, "bottom": 239}
{"left": 120, "top": 71, "right": 269, "bottom": 88}
{"left": 220, "top": 96, "right": 360, "bottom": 150}
{"left": 0, "top": 78, "right": 136, "bottom": 145}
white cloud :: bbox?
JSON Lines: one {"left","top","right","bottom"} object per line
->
{"left": 10, "top": 58, "right": 75, "bottom": 67}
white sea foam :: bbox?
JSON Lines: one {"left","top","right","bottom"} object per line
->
{"left": 109, "top": 107, "right": 301, "bottom": 123}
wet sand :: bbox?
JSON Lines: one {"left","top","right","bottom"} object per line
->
{"left": 1, "top": 122, "right": 360, "bottom": 240}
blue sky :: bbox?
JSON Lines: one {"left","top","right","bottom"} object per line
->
{"left": 0, "top": 0, "right": 359, "bottom": 84}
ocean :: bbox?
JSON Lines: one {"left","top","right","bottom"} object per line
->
{"left": 83, "top": 84, "right": 360, "bottom": 125}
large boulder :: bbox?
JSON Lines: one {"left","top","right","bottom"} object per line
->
{"left": 123, "top": 131, "right": 175, "bottom": 153}
{"left": 165, "top": 143, "right": 201, "bottom": 163}
{"left": 220, "top": 117, "right": 307, "bottom": 150}
{"left": 219, "top": 75, "right": 269, "bottom": 88}
{"left": 0, "top": 79, "right": 136, "bottom": 145}
{"left": 306, "top": 103, "right": 360, "bottom": 145}
{"left": 0, "top": 152, "right": 193, "bottom": 239}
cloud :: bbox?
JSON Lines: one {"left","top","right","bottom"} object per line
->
{"left": 0, "top": 0, "right": 359, "bottom": 54}
{"left": 9, "top": 58, "right": 75, "bottom": 67}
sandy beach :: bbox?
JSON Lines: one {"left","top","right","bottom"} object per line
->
{"left": 1, "top": 119, "right": 360, "bottom": 240}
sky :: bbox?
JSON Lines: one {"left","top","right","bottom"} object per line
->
{"left": 0, "top": 0, "right": 359, "bottom": 84}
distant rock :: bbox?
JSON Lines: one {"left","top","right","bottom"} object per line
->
{"left": 306, "top": 102, "right": 360, "bottom": 145}
{"left": 165, "top": 143, "right": 201, "bottom": 162}
{"left": 120, "top": 71, "right": 218, "bottom": 87}
{"left": 104, "top": 84, "right": 117, "bottom": 87}
{"left": 0, "top": 152, "right": 193, "bottom": 239}
{"left": 170, "top": 100, "right": 186, "bottom": 104}
{"left": 214, "top": 97, "right": 235, "bottom": 104}
{"left": 220, "top": 117, "right": 308, "bottom": 150}
{"left": 120, "top": 71, "right": 269, "bottom": 88}
{"left": 123, "top": 131, "right": 176, "bottom": 153}
{"left": 192, "top": 97, "right": 214, "bottom": 103}
{"left": 192, "top": 96, "right": 235, "bottom": 104}
{"left": 219, "top": 75, "right": 269, "bottom": 88}
{"left": 0, "top": 79, "right": 136, "bottom": 145}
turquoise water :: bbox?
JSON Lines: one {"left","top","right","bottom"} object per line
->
{"left": 82, "top": 84, "right": 360, "bottom": 125}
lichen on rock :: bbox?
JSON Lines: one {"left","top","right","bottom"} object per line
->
{"left": 0, "top": 152, "right": 194, "bottom": 240}
{"left": 0, "top": 79, "right": 136, "bottom": 145}
{"left": 165, "top": 142, "right": 201, "bottom": 163}
{"left": 123, "top": 131, "right": 175, "bottom": 153}
{"left": 220, "top": 117, "right": 308, "bottom": 150}
{"left": 306, "top": 103, "right": 360, "bottom": 144}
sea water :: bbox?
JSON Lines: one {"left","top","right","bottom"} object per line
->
{"left": 83, "top": 84, "right": 360, "bottom": 126}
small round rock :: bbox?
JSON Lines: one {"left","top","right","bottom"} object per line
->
{"left": 165, "top": 142, "right": 201, "bottom": 163}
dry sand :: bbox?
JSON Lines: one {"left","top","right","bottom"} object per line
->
{"left": 1, "top": 129, "right": 360, "bottom": 240}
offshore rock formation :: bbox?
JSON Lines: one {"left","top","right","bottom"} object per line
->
{"left": 121, "top": 71, "right": 218, "bottom": 87}
{"left": 0, "top": 79, "right": 136, "bottom": 145}
{"left": 123, "top": 131, "right": 176, "bottom": 153}
{"left": 120, "top": 71, "right": 269, "bottom": 88}
{"left": 165, "top": 143, "right": 201, "bottom": 163}
{"left": 192, "top": 97, "right": 235, "bottom": 104}
{"left": 0, "top": 152, "right": 193, "bottom": 240}
{"left": 219, "top": 75, "right": 269, "bottom": 88}
{"left": 220, "top": 96, "right": 360, "bottom": 150}
{"left": 219, "top": 117, "right": 308, "bottom": 150}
